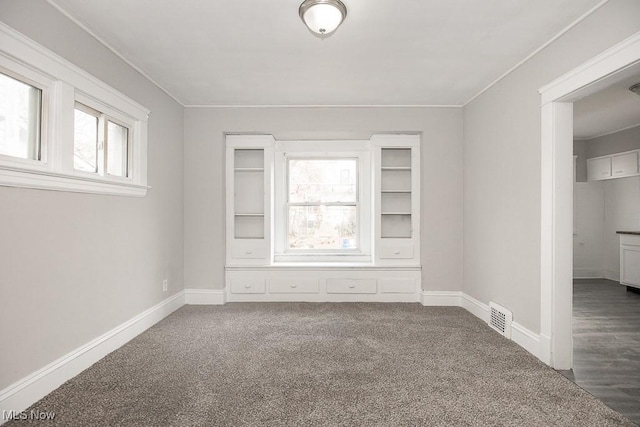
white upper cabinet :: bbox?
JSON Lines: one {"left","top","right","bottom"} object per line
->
{"left": 587, "top": 150, "right": 640, "bottom": 181}
{"left": 587, "top": 156, "right": 612, "bottom": 181}
{"left": 612, "top": 151, "right": 639, "bottom": 178}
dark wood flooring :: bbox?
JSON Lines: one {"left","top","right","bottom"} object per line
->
{"left": 562, "top": 279, "right": 640, "bottom": 425}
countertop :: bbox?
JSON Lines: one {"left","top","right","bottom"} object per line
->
{"left": 617, "top": 231, "right": 640, "bottom": 235}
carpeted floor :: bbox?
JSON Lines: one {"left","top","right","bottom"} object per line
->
{"left": 6, "top": 303, "right": 635, "bottom": 426}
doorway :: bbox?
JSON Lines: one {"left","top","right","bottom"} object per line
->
{"left": 539, "top": 31, "right": 640, "bottom": 369}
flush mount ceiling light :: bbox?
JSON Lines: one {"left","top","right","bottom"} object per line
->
{"left": 299, "top": 0, "right": 347, "bottom": 37}
{"left": 630, "top": 83, "right": 640, "bottom": 96}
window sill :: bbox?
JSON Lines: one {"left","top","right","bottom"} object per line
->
{"left": 227, "top": 263, "right": 421, "bottom": 271}
{"left": 0, "top": 166, "right": 150, "bottom": 197}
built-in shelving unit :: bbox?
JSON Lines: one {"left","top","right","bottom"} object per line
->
{"left": 372, "top": 135, "right": 420, "bottom": 264}
{"left": 226, "top": 134, "right": 421, "bottom": 300}
{"left": 381, "top": 148, "right": 412, "bottom": 238}
{"left": 226, "top": 135, "right": 274, "bottom": 266}
{"left": 234, "top": 149, "right": 265, "bottom": 239}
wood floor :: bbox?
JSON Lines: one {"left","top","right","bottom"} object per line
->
{"left": 562, "top": 279, "right": 640, "bottom": 425}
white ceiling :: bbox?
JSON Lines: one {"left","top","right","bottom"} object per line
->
{"left": 49, "top": 0, "right": 603, "bottom": 106}
{"left": 573, "top": 66, "right": 640, "bottom": 139}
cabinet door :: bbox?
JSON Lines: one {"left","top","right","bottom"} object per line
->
{"left": 621, "top": 245, "right": 640, "bottom": 287}
{"left": 612, "top": 152, "right": 639, "bottom": 178}
{"left": 587, "top": 157, "right": 611, "bottom": 181}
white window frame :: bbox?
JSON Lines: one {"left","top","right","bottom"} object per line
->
{"left": 274, "top": 140, "right": 372, "bottom": 263}
{"left": 0, "top": 22, "right": 149, "bottom": 197}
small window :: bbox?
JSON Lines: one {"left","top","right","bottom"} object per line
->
{"left": 0, "top": 72, "right": 42, "bottom": 161}
{"left": 74, "top": 102, "right": 130, "bottom": 178}
{"left": 287, "top": 158, "right": 358, "bottom": 251}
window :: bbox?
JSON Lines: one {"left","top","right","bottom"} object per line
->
{"left": 0, "top": 24, "right": 149, "bottom": 196}
{"left": 274, "top": 141, "right": 371, "bottom": 262}
{"left": 287, "top": 158, "right": 358, "bottom": 251}
{"left": 0, "top": 72, "right": 42, "bottom": 161}
{"left": 74, "top": 103, "right": 130, "bottom": 177}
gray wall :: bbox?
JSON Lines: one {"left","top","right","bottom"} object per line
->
{"left": 574, "top": 139, "right": 588, "bottom": 182}
{"left": 587, "top": 125, "right": 640, "bottom": 158}
{"left": 463, "top": 0, "right": 640, "bottom": 332}
{"left": 184, "top": 107, "right": 463, "bottom": 292}
{"left": 0, "top": 1, "right": 184, "bottom": 389}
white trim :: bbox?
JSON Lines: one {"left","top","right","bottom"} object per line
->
{"left": 578, "top": 122, "right": 640, "bottom": 141}
{"left": 573, "top": 269, "right": 604, "bottom": 279}
{"left": 539, "top": 30, "right": 640, "bottom": 370}
{"left": 512, "top": 322, "right": 542, "bottom": 360}
{"left": 184, "top": 104, "right": 463, "bottom": 109}
{"left": 0, "top": 167, "right": 150, "bottom": 197}
{"left": 422, "top": 292, "right": 541, "bottom": 359}
{"left": 0, "top": 291, "right": 184, "bottom": 422}
{"left": 461, "top": 293, "right": 490, "bottom": 322}
{"left": 184, "top": 289, "right": 226, "bottom": 305}
{"left": 419, "top": 291, "right": 461, "bottom": 306}
{"left": 603, "top": 269, "right": 620, "bottom": 282}
{"left": 540, "top": 31, "right": 640, "bottom": 104}
{"left": 464, "top": 0, "right": 609, "bottom": 106}
{"left": 45, "top": 0, "right": 185, "bottom": 107}
{"left": 0, "top": 22, "right": 150, "bottom": 197}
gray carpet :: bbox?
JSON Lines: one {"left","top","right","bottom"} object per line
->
{"left": 6, "top": 303, "right": 634, "bottom": 426}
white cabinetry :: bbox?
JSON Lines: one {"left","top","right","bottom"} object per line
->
{"left": 226, "top": 135, "right": 274, "bottom": 266}
{"left": 372, "top": 135, "right": 420, "bottom": 265}
{"left": 612, "top": 151, "right": 639, "bottom": 178}
{"left": 587, "top": 150, "right": 639, "bottom": 181}
{"left": 620, "top": 234, "right": 640, "bottom": 289}
{"left": 225, "top": 134, "right": 422, "bottom": 301}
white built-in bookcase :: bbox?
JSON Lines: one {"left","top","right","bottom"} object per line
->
{"left": 226, "top": 135, "right": 274, "bottom": 266}
{"left": 372, "top": 135, "right": 420, "bottom": 265}
{"left": 225, "top": 134, "right": 421, "bottom": 301}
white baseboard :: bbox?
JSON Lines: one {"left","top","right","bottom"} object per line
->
{"left": 573, "top": 269, "right": 603, "bottom": 279}
{"left": 460, "top": 293, "right": 489, "bottom": 322}
{"left": 422, "top": 291, "right": 542, "bottom": 361}
{"left": 185, "top": 289, "right": 226, "bottom": 305}
{"left": 0, "top": 291, "right": 185, "bottom": 423}
{"left": 604, "top": 269, "right": 620, "bottom": 282}
{"left": 419, "top": 291, "right": 461, "bottom": 306}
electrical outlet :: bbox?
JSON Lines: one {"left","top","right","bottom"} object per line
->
{"left": 162, "top": 279, "right": 168, "bottom": 292}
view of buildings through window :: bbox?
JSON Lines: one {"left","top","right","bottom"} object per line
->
{"left": 287, "top": 158, "right": 358, "bottom": 250}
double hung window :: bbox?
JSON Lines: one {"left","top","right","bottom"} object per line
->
{"left": 274, "top": 142, "right": 371, "bottom": 262}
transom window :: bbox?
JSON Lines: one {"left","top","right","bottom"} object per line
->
{"left": 287, "top": 158, "right": 358, "bottom": 251}
{"left": 74, "top": 102, "right": 130, "bottom": 178}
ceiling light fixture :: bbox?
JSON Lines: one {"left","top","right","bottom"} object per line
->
{"left": 299, "top": 0, "right": 347, "bottom": 37}
{"left": 630, "top": 83, "right": 640, "bottom": 96}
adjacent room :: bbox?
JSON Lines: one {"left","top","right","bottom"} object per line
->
{"left": 2, "top": 0, "right": 640, "bottom": 425}
{"left": 571, "top": 68, "right": 640, "bottom": 420}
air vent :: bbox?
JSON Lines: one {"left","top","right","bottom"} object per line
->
{"left": 489, "top": 302, "right": 512, "bottom": 338}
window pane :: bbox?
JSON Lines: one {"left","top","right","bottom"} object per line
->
{"left": 288, "top": 205, "right": 357, "bottom": 250}
{"left": 0, "top": 72, "right": 42, "bottom": 160}
{"left": 73, "top": 107, "right": 98, "bottom": 172}
{"left": 107, "top": 121, "right": 128, "bottom": 177}
{"left": 289, "top": 159, "right": 357, "bottom": 203}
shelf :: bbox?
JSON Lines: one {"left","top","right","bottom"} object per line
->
{"left": 381, "top": 148, "right": 411, "bottom": 168}
{"left": 381, "top": 167, "right": 411, "bottom": 171}
{"left": 235, "top": 213, "right": 264, "bottom": 217}
{"left": 235, "top": 216, "right": 264, "bottom": 239}
{"left": 235, "top": 168, "right": 264, "bottom": 172}
{"left": 382, "top": 212, "right": 411, "bottom": 215}
{"left": 234, "top": 149, "right": 264, "bottom": 169}
{"left": 381, "top": 190, "right": 411, "bottom": 193}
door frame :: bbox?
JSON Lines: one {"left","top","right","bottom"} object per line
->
{"left": 538, "top": 31, "right": 640, "bottom": 369}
